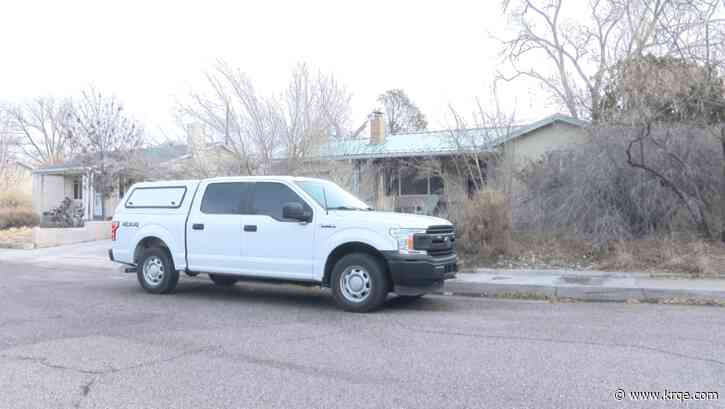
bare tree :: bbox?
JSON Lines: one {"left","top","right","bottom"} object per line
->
{"left": 0, "top": 110, "right": 19, "bottom": 190}
{"left": 66, "top": 87, "right": 145, "bottom": 218}
{"left": 179, "top": 61, "right": 351, "bottom": 176}
{"left": 377, "top": 89, "right": 428, "bottom": 134}
{"left": 498, "top": 0, "right": 723, "bottom": 120}
{"left": 6, "top": 97, "right": 74, "bottom": 166}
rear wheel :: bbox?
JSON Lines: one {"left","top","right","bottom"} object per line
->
{"left": 209, "top": 274, "right": 238, "bottom": 286}
{"left": 137, "top": 247, "right": 178, "bottom": 294}
{"left": 331, "top": 253, "right": 389, "bottom": 312}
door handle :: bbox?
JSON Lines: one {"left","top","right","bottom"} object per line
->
{"left": 244, "top": 225, "right": 257, "bottom": 232}
{"left": 192, "top": 223, "right": 204, "bottom": 230}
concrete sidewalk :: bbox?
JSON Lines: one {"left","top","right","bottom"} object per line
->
{"left": 443, "top": 268, "right": 725, "bottom": 304}
{"left": 3, "top": 241, "right": 724, "bottom": 304}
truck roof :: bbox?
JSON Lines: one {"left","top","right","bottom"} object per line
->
{"left": 130, "top": 175, "right": 331, "bottom": 188}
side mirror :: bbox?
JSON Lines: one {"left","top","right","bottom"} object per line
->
{"left": 283, "top": 202, "right": 311, "bottom": 222}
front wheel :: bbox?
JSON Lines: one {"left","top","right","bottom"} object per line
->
{"left": 331, "top": 253, "right": 389, "bottom": 312}
{"left": 137, "top": 247, "right": 179, "bottom": 294}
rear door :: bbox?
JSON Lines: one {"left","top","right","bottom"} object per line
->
{"left": 186, "top": 181, "right": 249, "bottom": 274}
{"left": 240, "top": 181, "right": 315, "bottom": 280}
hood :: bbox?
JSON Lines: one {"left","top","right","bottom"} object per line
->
{"left": 330, "top": 210, "right": 452, "bottom": 229}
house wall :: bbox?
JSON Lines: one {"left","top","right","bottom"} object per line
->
{"left": 502, "top": 122, "right": 587, "bottom": 166}
{"left": 32, "top": 174, "right": 67, "bottom": 216}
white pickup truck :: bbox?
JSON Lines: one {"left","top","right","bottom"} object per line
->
{"left": 109, "top": 176, "right": 457, "bottom": 312}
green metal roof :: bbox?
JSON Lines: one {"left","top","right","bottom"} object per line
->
{"left": 296, "top": 114, "right": 588, "bottom": 160}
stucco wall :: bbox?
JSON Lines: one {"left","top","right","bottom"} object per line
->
{"left": 33, "top": 221, "right": 111, "bottom": 248}
{"left": 32, "top": 174, "right": 67, "bottom": 216}
{"left": 502, "top": 122, "right": 588, "bottom": 167}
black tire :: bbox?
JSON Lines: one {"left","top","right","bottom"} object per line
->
{"left": 209, "top": 274, "right": 238, "bottom": 286}
{"left": 136, "top": 247, "right": 179, "bottom": 294}
{"left": 331, "top": 253, "right": 389, "bottom": 312}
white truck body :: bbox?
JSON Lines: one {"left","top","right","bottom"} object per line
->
{"left": 110, "top": 176, "right": 457, "bottom": 311}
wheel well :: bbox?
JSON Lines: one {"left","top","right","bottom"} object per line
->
{"left": 134, "top": 237, "right": 172, "bottom": 265}
{"left": 322, "top": 242, "right": 390, "bottom": 288}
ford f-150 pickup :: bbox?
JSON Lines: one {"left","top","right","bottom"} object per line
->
{"left": 109, "top": 176, "right": 457, "bottom": 312}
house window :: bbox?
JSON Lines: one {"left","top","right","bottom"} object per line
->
{"left": 400, "top": 167, "right": 428, "bottom": 195}
{"left": 73, "top": 178, "right": 83, "bottom": 200}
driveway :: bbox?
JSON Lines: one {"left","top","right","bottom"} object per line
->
{"left": 0, "top": 240, "right": 113, "bottom": 270}
{"left": 0, "top": 243, "right": 723, "bottom": 408}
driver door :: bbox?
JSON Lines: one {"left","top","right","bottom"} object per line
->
{"left": 239, "top": 181, "right": 315, "bottom": 280}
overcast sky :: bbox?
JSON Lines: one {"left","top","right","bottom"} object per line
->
{"left": 0, "top": 0, "right": 555, "bottom": 138}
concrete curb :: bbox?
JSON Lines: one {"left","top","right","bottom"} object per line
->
{"left": 440, "top": 280, "right": 725, "bottom": 304}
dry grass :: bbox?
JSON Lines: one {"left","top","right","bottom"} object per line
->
{"left": 0, "top": 207, "right": 39, "bottom": 229}
{"left": 480, "top": 233, "right": 725, "bottom": 277}
{"left": 0, "top": 227, "right": 34, "bottom": 249}
{"left": 597, "top": 239, "right": 725, "bottom": 277}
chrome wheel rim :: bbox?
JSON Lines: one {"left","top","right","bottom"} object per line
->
{"left": 142, "top": 256, "right": 165, "bottom": 286}
{"left": 340, "top": 265, "right": 371, "bottom": 303}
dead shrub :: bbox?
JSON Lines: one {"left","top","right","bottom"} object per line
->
{"left": 515, "top": 124, "right": 723, "bottom": 242}
{"left": 450, "top": 189, "right": 512, "bottom": 262}
{"left": 0, "top": 190, "right": 32, "bottom": 209}
{"left": 0, "top": 207, "right": 40, "bottom": 230}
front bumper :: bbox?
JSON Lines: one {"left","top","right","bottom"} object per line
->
{"left": 383, "top": 251, "right": 457, "bottom": 295}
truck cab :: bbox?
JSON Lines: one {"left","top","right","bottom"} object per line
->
{"left": 110, "top": 176, "right": 457, "bottom": 312}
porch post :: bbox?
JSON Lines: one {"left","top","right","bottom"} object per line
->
{"left": 83, "top": 172, "right": 92, "bottom": 220}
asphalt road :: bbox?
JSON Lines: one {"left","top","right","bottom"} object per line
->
{"left": 0, "top": 257, "right": 724, "bottom": 409}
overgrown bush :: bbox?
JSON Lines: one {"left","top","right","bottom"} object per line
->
{"left": 0, "top": 190, "right": 32, "bottom": 209}
{"left": 449, "top": 189, "right": 512, "bottom": 262}
{"left": 0, "top": 208, "right": 39, "bottom": 229}
{"left": 42, "top": 197, "right": 84, "bottom": 228}
{"left": 515, "top": 124, "right": 723, "bottom": 243}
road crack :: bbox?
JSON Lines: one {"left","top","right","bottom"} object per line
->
{"left": 396, "top": 323, "right": 725, "bottom": 368}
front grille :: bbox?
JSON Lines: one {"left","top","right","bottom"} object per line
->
{"left": 415, "top": 225, "right": 456, "bottom": 257}
{"left": 426, "top": 225, "right": 455, "bottom": 235}
{"left": 429, "top": 248, "right": 454, "bottom": 257}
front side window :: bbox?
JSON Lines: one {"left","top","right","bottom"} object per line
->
{"left": 295, "top": 180, "right": 370, "bottom": 211}
{"left": 200, "top": 182, "right": 248, "bottom": 214}
{"left": 251, "top": 182, "right": 310, "bottom": 220}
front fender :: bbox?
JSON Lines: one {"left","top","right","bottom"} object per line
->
{"left": 314, "top": 227, "right": 395, "bottom": 280}
{"left": 131, "top": 224, "right": 185, "bottom": 270}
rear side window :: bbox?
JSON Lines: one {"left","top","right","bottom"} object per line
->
{"left": 201, "top": 182, "right": 248, "bottom": 214}
{"left": 125, "top": 187, "right": 187, "bottom": 208}
{"left": 250, "top": 182, "right": 310, "bottom": 220}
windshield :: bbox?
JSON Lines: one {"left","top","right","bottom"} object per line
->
{"left": 295, "top": 180, "right": 371, "bottom": 211}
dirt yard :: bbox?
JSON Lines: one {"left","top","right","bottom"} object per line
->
{"left": 0, "top": 227, "right": 34, "bottom": 249}
{"left": 479, "top": 233, "right": 725, "bottom": 278}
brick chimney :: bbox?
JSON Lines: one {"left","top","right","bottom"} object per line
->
{"left": 369, "top": 111, "right": 385, "bottom": 144}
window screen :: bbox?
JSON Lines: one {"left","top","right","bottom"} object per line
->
{"left": 251, "top": 182, "right": 309, "bottom": 220}
{"left": 200, "top": 182, "right": 248, "bottom": 214}
{"left": 125, "top": 186, "right": 187, "bottom": 208}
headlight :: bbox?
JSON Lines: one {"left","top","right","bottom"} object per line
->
{"left": 388, "top": 227, "right": 427, "bottom": 255}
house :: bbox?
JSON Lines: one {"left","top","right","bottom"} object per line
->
{"left": 288, "top": 112, "right": 589, "bottom": 215}
{"left": 31, "top": 144, "right": 188, "bottom": 221}
{"left": 31, "top": 124, "right": 237, "bottom": 221}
